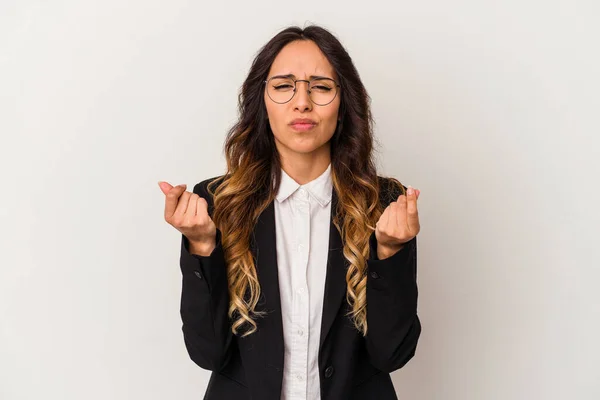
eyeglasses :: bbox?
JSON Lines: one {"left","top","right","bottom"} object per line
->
{"left": 264, "top": 76, "right": 341, "bottom": 106}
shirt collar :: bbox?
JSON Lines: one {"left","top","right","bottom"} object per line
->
{"left": 275, "top": 163, "right": 333, "bottom": 207}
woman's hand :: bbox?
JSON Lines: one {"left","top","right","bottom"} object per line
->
{"left": 158, "top": 181, "right": 217, "bottom": 252}
{"left": 375, "top": 186, "right": 421, "bottom": 257}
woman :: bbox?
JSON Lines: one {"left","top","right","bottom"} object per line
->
{"left": 159, "top": 24, "right": 422, "bottom": 400}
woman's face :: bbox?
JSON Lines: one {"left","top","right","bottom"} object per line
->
{"left": 264, "top": 40, "right": 341, "bottom": 158}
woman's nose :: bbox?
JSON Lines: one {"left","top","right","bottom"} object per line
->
{"left": 293, "top": 81, "right": 312, "bottom": 110}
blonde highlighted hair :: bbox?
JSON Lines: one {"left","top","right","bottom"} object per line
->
{"left": 206, "top": 25, "right": 407, "bottom": 337}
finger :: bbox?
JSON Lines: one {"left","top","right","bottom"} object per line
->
{"left": 395, "top": 195, "right": 407, "bottom": 228}
{"left": 377, "top": 204, "right": 390, "bottom": 231}
{"left": 158, "top": 181, "right": 173, "bottom": 195}
{"left": 173, "top": 190, "right": 191, "bottom": 221}
{"left": 406, "top": 187, "right": 420, "bottom": 233}
{"left": 164, "top": 184, "right": 187, "bottom": 220}
{"left": 396, "top": 193, "right": 408, "bottom": 212}
{"left": 186, "top": 193, "right": 198, "bottom": 219}
{"left": 196, "top": 196, "right": 208, "bottom": 217}
{"left": 389, "top": 201, "right": 401, "bottom": 231}
{"left": 406, "top": 187, "right": 417, "bottom": 212}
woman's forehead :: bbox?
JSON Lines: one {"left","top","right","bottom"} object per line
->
{"left": 269, "top": 41, "right": 336, "bottom": 79}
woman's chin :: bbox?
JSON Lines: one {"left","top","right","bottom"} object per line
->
{"left": 274, "top": 134, "right": 330, "bottom": 155}
{"left": 291, "top": 140, "right": 330, "bottom": 155}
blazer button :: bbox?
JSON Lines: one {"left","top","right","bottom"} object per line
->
{"left": 370, "top": 271, "right": 379, "bottom": 279}
{"left": 325, "top": 366, "right": 334, "bottom": 378}
{"left": 194, "top": 271, "right": 203, "bottom": 279}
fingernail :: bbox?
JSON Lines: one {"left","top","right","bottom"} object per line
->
{"left": 407, "top": 186, "right": 414, "bottom": 195}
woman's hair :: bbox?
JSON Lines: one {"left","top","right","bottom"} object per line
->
{"left": 207, "top": 24, "right": 406, "bottom": 337}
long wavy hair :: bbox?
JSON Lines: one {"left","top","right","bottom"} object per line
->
{"left": 206, "top": 24, "right": 406, "bottom": 337}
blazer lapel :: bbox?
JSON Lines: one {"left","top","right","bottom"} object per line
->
{"left": 318, "top": 188, "right": 347, "bottom": 353}
{"left": 252, "top": 200, "right": 285, "bottom": 392}
{"left": 251, "top": 189, "right": 347, "bottom": 387}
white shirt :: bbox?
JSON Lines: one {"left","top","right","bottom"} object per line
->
{"left": 274, "top": 163, "right": 333, "bottom": 400}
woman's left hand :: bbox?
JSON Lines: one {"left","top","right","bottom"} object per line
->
{"left": 375, "top": 186, "right": 421, "bottom": 252}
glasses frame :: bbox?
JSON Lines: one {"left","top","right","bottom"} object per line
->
{"left": 263, "top": 76, "right": 341, "bottom": 106}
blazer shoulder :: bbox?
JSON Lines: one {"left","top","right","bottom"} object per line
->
{"left": 193, "top": 174, "right": 226, "bottom": 197}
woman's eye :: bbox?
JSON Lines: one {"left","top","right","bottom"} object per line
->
{"left": 274, "top": 84, "right": 293, "bottom": 90}
{"left": 312, "top": 85, "right": 331, "bottom": 91}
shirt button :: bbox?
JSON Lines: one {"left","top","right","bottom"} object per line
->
{"left": 296, "top": 374, "right": 304, "bottom": 381}
{"left": 325, "top": 365, "right": 334, "bottom": 378}
{"left": 297, "top": 287, "right": 305, "bottom": 294}
{"left": 370, "top": 271, "right": 380, "bottom": 279}
{"left": 298, "top": 244, "right": 303, "bottom": 252}
{"left": 297, "top": 329, "right": 304, "bottom": 336}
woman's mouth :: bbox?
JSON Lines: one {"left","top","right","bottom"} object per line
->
{"left": 290, "top": 123, "right": 316, "bottom": 131}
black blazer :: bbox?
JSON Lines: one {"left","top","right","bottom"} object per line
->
{"left": 178, "top": 176, "right": 421, "bottom": 400}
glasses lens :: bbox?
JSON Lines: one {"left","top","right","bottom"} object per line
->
{"left": 309, "top": 78, "right": 337, "bottom": 105}
{"left": 267, "top": 77, "right": 338, "bottom": 105}
{"left": 267, "top": 77, "right": 296, "bottom": 103}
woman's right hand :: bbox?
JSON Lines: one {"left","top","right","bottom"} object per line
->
{"left": 158, "top": 181, "right": 217, "bottom": 253}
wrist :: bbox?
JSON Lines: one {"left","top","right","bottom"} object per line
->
{"left": 377, "top": 242, "right": 404, "bottom": 260}
{"left": 189, "top": 239, "right": 216, "bottom": 257}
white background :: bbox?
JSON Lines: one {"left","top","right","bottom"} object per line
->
{"left": 1, "top": 1, "right": 599, "bottom": 399}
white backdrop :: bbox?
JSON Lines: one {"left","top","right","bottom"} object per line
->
{"left": 1, "top": 1, "right": 599, "bottom": 399}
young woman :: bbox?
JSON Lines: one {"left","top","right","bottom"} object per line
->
{"left": 159, "top": 24, "right": 422, "bottom": 400}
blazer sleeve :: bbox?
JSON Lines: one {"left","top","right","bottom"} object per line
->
{"left": 364, "top": 180, "right": 422, "bottom": 373}
{"left": 179, "top": 177, "right": 234, "bottom": 372}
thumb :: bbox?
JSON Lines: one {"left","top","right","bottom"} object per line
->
{"left": 158, "top": 181, "right": 174, "bottom": 195}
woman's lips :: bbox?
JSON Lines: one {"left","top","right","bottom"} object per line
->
{"left": 290, "top": 123, "right": 316, "bottom": 131}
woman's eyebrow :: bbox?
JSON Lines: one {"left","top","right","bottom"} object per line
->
{"left": 270, "top": 73, "right": 334, "bottom": 80}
